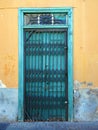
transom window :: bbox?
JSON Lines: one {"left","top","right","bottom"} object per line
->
{"left": 24, "top": 13, "right": 68, "bottom": 25}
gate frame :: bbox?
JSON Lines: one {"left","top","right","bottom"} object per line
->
{"left": 18, "top": 7, "right": 73, "bottom": 121}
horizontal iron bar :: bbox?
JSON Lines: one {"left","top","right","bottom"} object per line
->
{"left": 26, "top": 96, "right": 66, "bottom": 101}
{"left": 26, "top": 69, "right": 67, "bottom": 75}
{"left": 26, "top": 96, "right": 67, "bottom": 109}
{"left": 23, "top": 25, "right": 68, "bottom": 29}
{"left": 27, "top": 104, "right": 66, "bottom": 109}
{"left": 24, "top": 28, "right": 67, "bottom": 32}
{"left": 24, "top": 43, "right": 67, "bottom": 48}
{"left": 25, "top": 50, "right": 66, "bottom": 55}
{"left": 25, "top": 77, "right": 67, "bottom": 82}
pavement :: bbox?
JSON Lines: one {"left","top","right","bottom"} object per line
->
{"left": 0, "top": 122, "right": 98, "bottom": 130}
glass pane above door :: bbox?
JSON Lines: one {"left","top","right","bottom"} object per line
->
{"left": 24, "top": 13, "right": 68, "bottom": 25}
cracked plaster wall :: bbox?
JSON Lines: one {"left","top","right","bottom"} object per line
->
{"left": 0, "top": 80, "right": 98, "bottom": 122}
{"left": 74, "top": 80, "right": 98, "bottom": 121}
{"left": 0, "top": 88, "right": 18, "bottom": 122}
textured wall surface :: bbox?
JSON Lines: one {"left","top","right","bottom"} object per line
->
{"left": 0, "top": 89, "right": 18, "bottom": 122}
{"left": 0, "top": 0, "right": 98, "bottom": 121}
{"left": 74, "top": 81, "right": 98, "bottom": 121}
{"left": 0, "top": 0, "right": 98, "bottom": 88}
{"left": 0, "top": 87, "right": 98, "bottom": 122}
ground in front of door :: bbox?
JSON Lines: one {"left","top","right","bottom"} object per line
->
{"left": 0, "top": 122, "right": 98, "bottom": 130}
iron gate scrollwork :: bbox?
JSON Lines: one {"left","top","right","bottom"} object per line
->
{"left": 24, "top": 28, "right": 68, "bottom": 121}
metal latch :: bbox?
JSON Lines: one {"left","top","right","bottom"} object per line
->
{"left": 64, "top": 101, "right": 68, "bottom": 104}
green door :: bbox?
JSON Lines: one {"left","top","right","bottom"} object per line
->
{"left": 24, "top": 28, "right": 68, "bottom": 121}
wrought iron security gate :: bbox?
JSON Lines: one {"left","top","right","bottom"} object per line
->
{"left": 18, "top": 8, "right": 73, "bottom": 122}
{"left": 24, "top": 28, "right": 68, "bottom": 121}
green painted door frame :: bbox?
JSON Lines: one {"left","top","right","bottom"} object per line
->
{"left": 18, "top": 7, "right": 73, "bottom": 121}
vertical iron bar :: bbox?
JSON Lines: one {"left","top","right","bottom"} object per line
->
{"left": 48, "top": 31, "right": 50, "bottom": 120}
{"left": 40, "top": 30, "right": 43, "bottom": 120}
{"left": 60, "top": 31, "right": 63, "bottom": 119}
{"left": 65, "top": 31, "right": 68, "bottom": 120}
{"left": 34, "top": 30, "right": 36, "bottom": 120}
{"left": 29, "top": 30, "right": 31, "bottom": 121}
{"left": 59, "top": 31, "right": 61, "bottom": 119}
{"left": 45, "top": 32, "right": 47, "bottom": 120}
{"left": 56, "top": 31, "right": 58, "bottom": 118}
{"left": 43, "top": 31, "right": 46, "bottom": 120}
{"left": 52, "top": 30, "right": 54, "bottom": 118}
{"left": 49, "top": 30, "right": 51, "bottom": 119}
{"left": 24, "top": 30, "right": 26, "bottom": 121}
{"left": 28, "top": 30, "right": 30, "bottom": 121}
{"left": 41, "top": 31, "right": 43, "bottom": 121}
{"left": 46, "top": 31, "right": 48, "bottom": 120}
{"left": 35, "top": 30, "right": 38, "bottom": 121}
{"left": 36, "top": 31, "right": 38, "bottom": 121}
{"left": 38, "top": 31, "right": 40, "bottom": 120}
{"left": 31, "top": 30, "right": 34, "bottom": 120}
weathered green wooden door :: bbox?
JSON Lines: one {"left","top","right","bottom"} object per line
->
{"left": 24, "top": 28, "right": 68, "bottom": 121}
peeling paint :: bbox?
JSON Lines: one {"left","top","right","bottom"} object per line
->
{"left": 0, "top": 80, "right": 6, "bottom": 88}
{"left": 0, "top": 81, "right": 98, "bottom": 122}
{"left": 74, "top": 80, "right": 95, "bottom": 88}
{"left": 74, "top": 80, "right": 98, "bottom": 121}
{"left": 0, "top": 88, "right": 18, "bottom": 122}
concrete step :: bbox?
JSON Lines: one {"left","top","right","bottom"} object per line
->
{"left": 0, "top": 122, "right": 98, "bottom": 130}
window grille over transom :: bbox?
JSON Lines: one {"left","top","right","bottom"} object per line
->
{"left": 24, "top": 13, "right": 68, "bottom": 25}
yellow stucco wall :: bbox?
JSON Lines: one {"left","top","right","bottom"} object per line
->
{"left": 0, "top": 0, "right": 98, "bottom": 88}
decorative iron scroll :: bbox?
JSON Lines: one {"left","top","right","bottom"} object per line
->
{"left": 24, "top": 29, "right": 68, "bottom": 121}
{"left": 24, "top": 13, "right": 67, "bottom": 25}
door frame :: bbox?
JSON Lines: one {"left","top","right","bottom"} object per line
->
{"left": 18, "top": 7, "right": 73, "bottom": 121}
